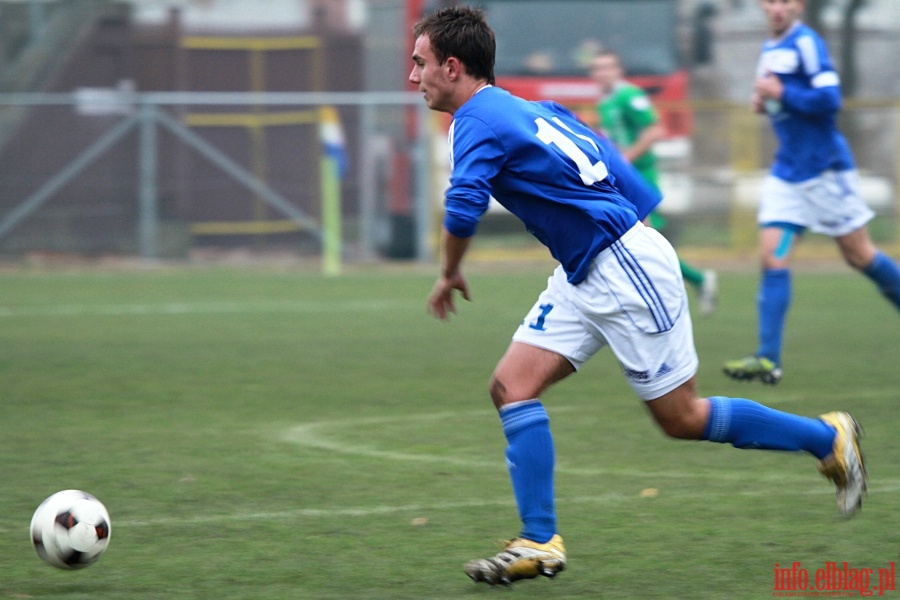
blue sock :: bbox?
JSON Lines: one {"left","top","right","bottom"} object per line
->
{"left": 863, "top": 251, "right": 900, "bottom": 311}
{"left": 756, "top": 268, "right": 791, "bottom": 365}
{"left": 500, "top": 401, "right": 556, "bottom": 543}
{"left": 703, "top": 397, "right": 835, "bottom": 459}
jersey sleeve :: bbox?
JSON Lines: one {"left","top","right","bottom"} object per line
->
{"left": 444, "top": 116, "right": 506, "bottom": 238}
{"left": 623, "top": 87, "right": 659, "bottom": 129}
{"left": 780, "top": 33, "right": 842, "bottom": 117}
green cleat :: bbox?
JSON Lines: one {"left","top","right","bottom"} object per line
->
{"left": 817, "top": 412, "right": 867, "bottom": 517}
{"left": 723, "top": 355, "right": 783, "bottom": 384}
{"left": 464, "top": 534, "right": 566, "bottom": 586}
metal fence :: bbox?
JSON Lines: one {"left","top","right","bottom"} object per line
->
{"left": 0, "top": 92, "right": 897, "bottom": 266}
{"left": 0, "top": 90, "right": 432, "bottom": 269}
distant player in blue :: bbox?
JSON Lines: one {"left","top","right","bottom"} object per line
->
{"left": 723, "top": 0, "right": 900, "bottom": 384}
{"left": 411, "top": 6, "right": 866, "bottom": 588}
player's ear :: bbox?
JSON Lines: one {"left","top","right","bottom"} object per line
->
{"left": 444, "top": 56, "right": 463, "bottom": 81}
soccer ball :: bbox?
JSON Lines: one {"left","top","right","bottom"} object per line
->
{"left": 30, "top": 490, "right": 111, "bottom": 569}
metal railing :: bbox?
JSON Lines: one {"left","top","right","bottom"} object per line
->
{"left": 0, "top": 93, "right": 897, "bottom": 263}
{"left": 0, "top": 90, "right": 432, "bottom": 265}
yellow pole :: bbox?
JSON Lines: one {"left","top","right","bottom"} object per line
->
{"left": 321, "top": 154, "right": 341, "bottom": 276}
{"left": 728, "top": 103, "right": 762, "bottom": 253}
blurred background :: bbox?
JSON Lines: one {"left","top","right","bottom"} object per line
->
{"left": 0, "top": 0, "right": 897, "bottom": 268}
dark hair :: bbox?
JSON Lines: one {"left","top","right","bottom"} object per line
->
{"left": 413, "top": 6, "right": 495, "bottom": 85}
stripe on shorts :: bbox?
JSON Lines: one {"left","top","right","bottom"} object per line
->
{"left": 610, "top": 239, "right": 673, "bottom": 333}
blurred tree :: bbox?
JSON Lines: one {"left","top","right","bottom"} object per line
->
{"left": 805, "top": 0, "right": 826, "bottom": 33}
{"left": 692, "top": 1, "right": 717, "bottom": 65}
{"left": 838, "top": 0, "right": 865, "bottom": 97}
{"left": 804, "top": 0, "right": 866, "bottom": 97}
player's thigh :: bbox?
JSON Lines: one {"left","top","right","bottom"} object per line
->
{"left": 757, "top": 177, "right": 808, "bottom": 268}
{"left": 502, "top": 268, "right": 599, "bottom": 406}
{"left": 759, "top": 225, "right": 799, "bottom": 268}
{"left": 491, "top": 341, "right": 575, "bottom": 407}
{"left": 835, "top": 226, "right": 877, "bottom": 270}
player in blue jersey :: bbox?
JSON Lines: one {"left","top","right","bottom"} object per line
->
{"left": 723, "top": 0, "right": 900, "bottom": 384}
{"left": 411, "top": 6, "right": 866, "bottom": 587}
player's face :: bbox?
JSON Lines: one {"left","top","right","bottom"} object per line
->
{"left": 590, "top": 55, "right": 621, "bottom": 92}
{"left": 761, "top": 0, "right": 804, "bottom": 37}
{"left": 409, "top": 34, "right": 455, "bottom": 113}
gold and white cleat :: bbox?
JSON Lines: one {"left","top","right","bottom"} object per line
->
{"left": 817, "top": 412, "right": 867, "bottom": 517}
{"left": 464, "top": 534, "right": 566, "bottom": 586}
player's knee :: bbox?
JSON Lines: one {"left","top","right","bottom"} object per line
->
{"left": 837, "top": 230, "right": 877, "bottom": 270}
{"left": 840, "top": 246, "right": 874, "bottom": 271}
{"left": 760, "top": 250, "right": 788, "bottom": 270}
{"left": 657, "top": 416, "right": 702, "bottom": 440}
{"left": 647, "top": 391, "right": 708, "bottom": 440}
{"left": 488, "top": 375, "right": 537, "bottom": 409}
{"left": 489, "top": 376, "right": 508, "bottom": 410}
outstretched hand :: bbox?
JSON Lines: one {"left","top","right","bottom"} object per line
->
{"left": 427, "top": 272, "right": 472, "bottom": 320}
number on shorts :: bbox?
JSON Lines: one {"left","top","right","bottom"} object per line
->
{"left": 528, "top": 303, "right": 554, "bottom": 331}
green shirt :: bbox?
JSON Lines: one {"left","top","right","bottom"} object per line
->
{"left": 597, "top": 81, "right": 659, "bottom": 186}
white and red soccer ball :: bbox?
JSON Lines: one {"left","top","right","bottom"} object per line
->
{"left": 30, "top": 490, "right": 111, "bottom": 569}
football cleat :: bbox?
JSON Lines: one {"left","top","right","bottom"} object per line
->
{"left": 722, "top": 355, "right": 783, "bottom": 384}
{"left": 464, "top": 534, "right": 566, "bottom": 586}
{"left": 699, "top": 270, "right": 718, "bottom": 317}
{"left": 817, "top": 412, "right": 867, "bottom": 517}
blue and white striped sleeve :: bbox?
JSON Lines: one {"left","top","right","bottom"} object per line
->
{"left": 781, "top": 34, "right": 842, "bottom": 116}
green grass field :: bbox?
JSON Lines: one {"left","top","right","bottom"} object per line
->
{"left": 1, "top": 262, "right": 898, "bottom": 599}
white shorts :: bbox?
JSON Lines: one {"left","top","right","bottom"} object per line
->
{"left": 512, "top": 223, "right": 698, "bottom": 401}
{"left": 758, "top": 170, "right": 874, "bottom": 236}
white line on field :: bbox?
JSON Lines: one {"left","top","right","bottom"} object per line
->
{"left": 111, "top": 483, "right": 900, "bottom": 528}
{"left": 0, "top": 299, "right": 415, "bottom": 317}
{"left": 1, "top": 484, "right": 896, "bottom": 534}
{"left": 281, "top": 409, "right": 890, "bottom": 484}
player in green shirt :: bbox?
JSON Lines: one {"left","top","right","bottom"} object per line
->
{"left": 591, "top": 50, "right": 717, "bottom": 316}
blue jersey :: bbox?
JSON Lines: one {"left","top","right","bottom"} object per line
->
{"left": 756, "top": 21, "right": 854, "bottom": 182}
{"left": 445, "top": 86, "right": 661, "bottom": 284}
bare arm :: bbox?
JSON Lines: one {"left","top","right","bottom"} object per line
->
{"left": 621, "top": 122, "right": 665, "bottom": 163}
{"left": 427, "top": 227, "right": 473, "bottom": 320}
